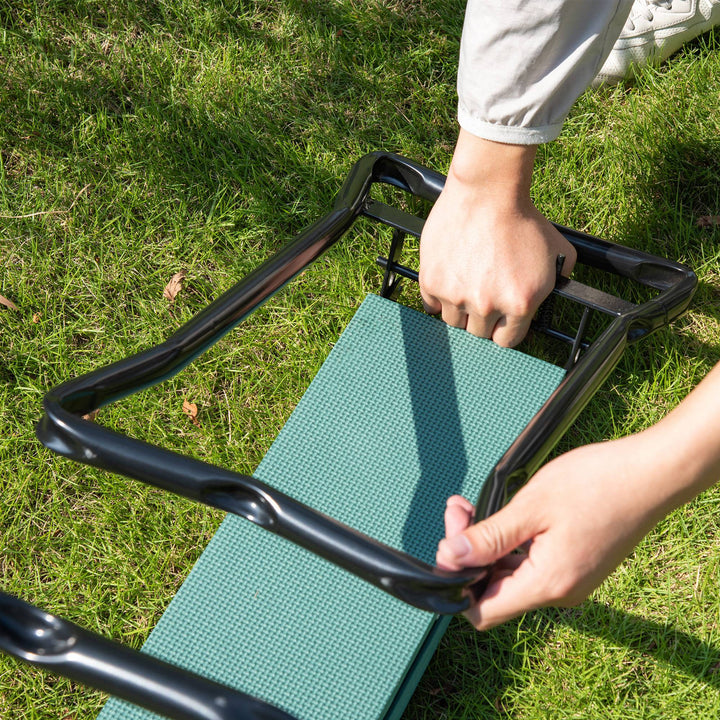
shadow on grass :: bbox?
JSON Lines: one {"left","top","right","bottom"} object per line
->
{"left": 624, "top": 138, "right": 720, "bottom": 255}
{"left": 565, "top": 601, "right": 720, "bottom": 684}
{"left": 2, "top": 0, "right": 462, "bottom": 254}
{"left": 412, "top": 601, "right": 720, "bottom": 718}
{"left": 632, "top": 136, "right": 720, "bottom": 356}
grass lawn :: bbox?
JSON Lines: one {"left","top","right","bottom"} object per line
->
{"left": 1, "top": 2, "right": 720, "bottom": 718}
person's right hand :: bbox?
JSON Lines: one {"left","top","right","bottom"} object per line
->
{"left": 419, "top": 130, "right": 576, "bottom": 347}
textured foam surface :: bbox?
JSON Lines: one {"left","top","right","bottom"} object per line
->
{"left": 99, "top": 294, "right": 564, "bottom": 720}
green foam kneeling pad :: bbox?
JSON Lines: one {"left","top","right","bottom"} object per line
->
{"left": 98, "top": 294, "right": 565, "bottom": 720}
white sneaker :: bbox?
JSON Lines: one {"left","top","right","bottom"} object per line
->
{"left": 594, "top": 0, "right": 720, "bottom": 86}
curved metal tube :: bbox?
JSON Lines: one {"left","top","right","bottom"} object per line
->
{"left": 0, "top": 592, "right": 296, "bottom": 720}
{"left": 475, "top": 227, "right": 697, "bottom": 523}
{"left": 37, "top": 399, "right": 484, "bottom": 614}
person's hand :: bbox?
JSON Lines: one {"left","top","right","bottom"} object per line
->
{"left": 419, "top": 130, "right": 576, "bottom": 347}
{"left": 436, "top": 432, "right": 682, "bottom": 630}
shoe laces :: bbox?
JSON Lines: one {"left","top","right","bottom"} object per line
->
{"left": 627, "top": 0, "right": 674, "bottom": 30}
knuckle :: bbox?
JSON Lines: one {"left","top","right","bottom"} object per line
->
{"left": 476, "top": 302, "right": 496, "bottom": 319}
{"left": 468, "top": 294, "right": 495, "bottom": 319}
{"left": 422, "top": 279, "right": 463, "bottom": 309}
{"left": 418, "top": 268, "right": 440, "bottom": 294}
{"left": 505, "top": 294, "right": 535, "bottom": 318}
{"left": 470, "top": 520, "right": 506, "bottom": 559}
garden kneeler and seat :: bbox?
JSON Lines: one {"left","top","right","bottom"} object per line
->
{"left": 1, "top": 153, "right": 696, "bottom": 720}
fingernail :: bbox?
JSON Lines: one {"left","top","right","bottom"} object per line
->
{"left": 445, "top": 534, "right": 472, "bottom": 559}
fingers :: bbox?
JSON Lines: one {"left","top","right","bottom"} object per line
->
{"left": 425, "top": 305, "right": 527, "bottom": 347}
{"left": 464, "top": 562, "right": 544, "bottom": 630}
{"left": 437, "top": 496, "right": 475, "bottom": 570}
{"left": 420, "top": 289, "right": 442, "bottom": 316}
{"left": 437, "top": 500, "right": 537, "bottom": 569}
{"left": 420, "top": 274, "right": 560, "bottom": 347}
{"left": 436, "top": 494, "right": 547, "bottom": 629}
{"left": 466, "top": 310, "right": 503, "bottom": 340}
{"left": 441, "top": 303, "right": 468, "bottom": 330}
{"left": 430, "top": 305, "right": 532, "bottom": 347}
{"left": 421, "top": 290, "right": 469, "bottom": 331}
{"left": 444, "top": 495, "right": 474, "bottom": 537}
{"left": 487, "top": 312, "right": 533, "bottom": 349}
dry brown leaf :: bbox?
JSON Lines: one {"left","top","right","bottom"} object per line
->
{"left": 182, "top": 399, "right": 200, "bottom": 426}
{"left": 82, "top": 409, "right": 100, "bottom": 422}
{"left": 163, "top": 271, "right": 187, "bottom": 302}
{"left": 0, "top": 294, "right": 19, "bottom": 311}
{"left": 32, "top": 312, "right": 41, "bottom": 323}
{"left": 697, "top": 215, "right": 720, "bottom": 228}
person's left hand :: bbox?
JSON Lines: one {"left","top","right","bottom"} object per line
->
{"left": 436, "top": 433, "right": 676, "bottom": 630}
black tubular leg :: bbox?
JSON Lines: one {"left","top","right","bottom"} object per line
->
{"left": 379, "top": 228, "right": 407, "bottom": 298}
{"left": 0, "top": 593, "right": 297, "bottom": 720}
{"left": 565, "top": 307, "right": 592, "bottom": 371}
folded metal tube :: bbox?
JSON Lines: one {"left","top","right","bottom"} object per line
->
{"left": 36, "top": 153, "right": 697, "bottom": 615}
{"left": 0, "top": 593, "right": 297, "bottom": 720}
{"left": 475, "top": 251, "right": 696, "bottom": 523}
{"left": 38, "top": 399, "right": 482, "bottom": 615}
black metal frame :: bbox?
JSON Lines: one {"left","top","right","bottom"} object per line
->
{"left": 2, "top": 152, "right": 696, "bottom": 720}
{"left": 34, "top": 152, "right": 696, "bottom": 614}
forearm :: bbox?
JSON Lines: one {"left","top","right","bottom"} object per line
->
{"left": 447, "top": 129, "right": 537, "bottom": 208}
{"left": 640, "top": 362, "right": 720, "bottom": 514}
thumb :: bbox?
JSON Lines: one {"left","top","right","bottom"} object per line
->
{"left": 437, "top": 500, "right": 539, "bottom": 569}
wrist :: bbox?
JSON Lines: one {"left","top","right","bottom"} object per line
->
{"left": 446, "top": 128, "right": 538, "bottom": 210}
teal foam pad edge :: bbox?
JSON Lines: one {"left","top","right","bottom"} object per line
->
{"left": 98, "top": 294, "right": 565, "bottom": 720}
